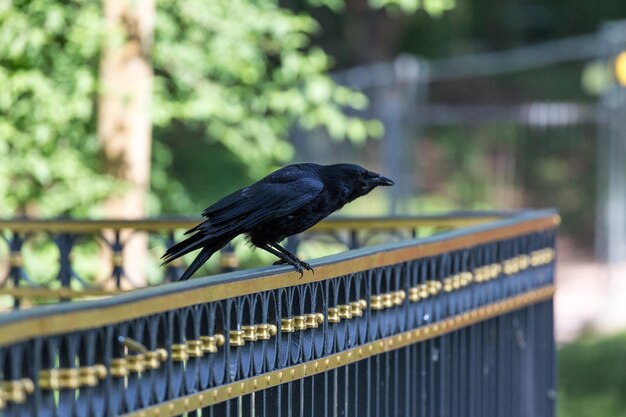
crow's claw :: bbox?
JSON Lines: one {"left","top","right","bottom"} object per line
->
{"left": 273, "top": 258, "right": 304, "bottom": 277}
{"left": 300, "top": 261, "right": 314, "bottom": 274}
{"left": 294, "top": 264, "right": 304, "bottom": 278}
{"left": 296, "top": 261, "right": 313, "bottom": 278}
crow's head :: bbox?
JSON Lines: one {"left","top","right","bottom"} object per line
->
{"left": 331, "top": 163, "right": 395, "bottom": 200}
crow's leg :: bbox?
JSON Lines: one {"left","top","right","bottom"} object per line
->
{"left": 268, "top": 243, "right": 314, "bottom": 273}
{"left": 257, "top": 243, "right": 304, "bottom": 276}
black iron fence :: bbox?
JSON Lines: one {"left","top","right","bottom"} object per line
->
{"left": 0, "top": 210, "right": 558, "bottom": 416}
{"left": 0, "top": 213, "right": 501, "bottom": 307}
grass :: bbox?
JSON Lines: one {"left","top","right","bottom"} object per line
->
{"left": 558, "top": 332, "right": 626, "bottom": 417}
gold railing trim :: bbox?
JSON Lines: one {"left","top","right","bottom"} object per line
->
{"left": 0, "top": 215, "right": 557, "bottom": 346}
{"left": 0, "top": 287, "right": 122, "bottom": 299}
{"left": 0, "top": 378, "right": 34, "bottom": 405}
{"left": 119, "top": 285, "right": 556, "bottom": 417}
{"left": 0, "top": 216, "right": 500, "bottom": 233}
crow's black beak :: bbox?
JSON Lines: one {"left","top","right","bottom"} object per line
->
{"left": 370, "top": 175, "right": 395, "bottom": 186}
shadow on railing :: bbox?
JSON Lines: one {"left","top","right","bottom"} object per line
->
{"left": 0, "top": 210, "right": 558, "bottom": 417}
{"left": 0, "top": 212, "right": 502, "bottom": 308}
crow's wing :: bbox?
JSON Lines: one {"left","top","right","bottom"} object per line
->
{"left": 200, "top": 163, "right": 317, "bottom": 219}
{"left": 190, "top": 173, "right": 324, "bottom": 238}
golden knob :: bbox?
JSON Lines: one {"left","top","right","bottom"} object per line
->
{"left": 241, "top": 326, "right": 258, "bottom": 342}
{"left": 110, "top": 358, "right": 128, "bottom": 378}
{"left": 172, "top": 344, "right": 190, "bottom": 361}
{"left": 409, "top": 287, "right": 420, "bottom": 302}
{"left": 143, "top": 352, "right": 161, "bottom": 369}
{"left": 349, "top": 302, "right": 363, "bottom": 317}
{"left": 305, "top": 313, "right": 324, "bottom": 328}
{"left": 126, "top": 354, "right": 146, "bottom": 372}
{"left": 78, "top": 365, "right": 107, "bottom": 386}
{"left": 490, "top": 264, "right": 502, "bottom": 279}
{"left": 418, "top": 284, "right": 430, "bottom": 299}
{"left": 200, "top": 336, "right": 219, "bottom": 352}
{"left": 429, "top": 281, "right": 442, "bottom": 295}
{"left": 394, "top": 290, "right": 406, "bottom": 305}
{"left": 187, "top": 340, "right": 204, "bottom": 358}
{"left": 255, "top": 325, "right": 271, "bottom": 340}
{"left": 294, "top": 316, "right": 307, "bottom": 330}
{"left": 370, "top": 295, "right": 384, "bottom": 311}
{"left": 381, "top": 293, "right": 394, "bottom": 308}
{"left": 20, "top": 378, "right": 35, "bottom": 394}
{"left": 228, "top": 331, "right": 245, "bottom": 347}
{"left": 460, "top": 272, "right": 473, "bottom": 286}
{"left": 338, "top": 305, "right": 353, "bottom": 319}
{"left": 327, "top": 308, "right": 341, "bottom": 323}
{"left": 452, "top": 275, "right": 461, "bottom": 290}
{"left": 519, "top": 255, "right": 530, "bottom": 270}
{"left": 281, "top": 318, "right": 295, "bottom": 332}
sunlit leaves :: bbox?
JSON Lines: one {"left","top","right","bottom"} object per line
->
{"left": 0, "top": 0, "right": 445, "bottom": 216}
{"left": 0, "top": 0, "right": 117, "bottom": 217}
{"left": 368, "top": 0, "right": 454, "bottom": 15}
{"left": 152, "top": 0, "right": 384, "bottom": 179}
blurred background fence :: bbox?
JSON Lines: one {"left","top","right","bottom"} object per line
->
{"left": 295, "top": 21, "right": 626, "bottom": 265}
{"left": 0, "top": 214, "right": 499, "bottom": 309}
{"left": 291, "top": 21, "right": 626, "bottom": 339}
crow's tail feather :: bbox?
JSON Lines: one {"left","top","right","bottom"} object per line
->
{"left": 161, "top": 232, "right": 208, "bottom": 264}
{"left": 161, "top": 231, "right": 232, "bottom": 281}
{"left": 177, "top": 246, "right": 210, "bottom": 281}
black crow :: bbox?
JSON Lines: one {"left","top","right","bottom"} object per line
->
{"left": 161, "top": 163, "right": 394, "bottom": 280}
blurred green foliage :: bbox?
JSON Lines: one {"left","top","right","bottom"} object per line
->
{"left": 0, "top": 0, "right": 116, "bottom": 217}
{"left": 420, "top": 121, "right": 596, "bottom": 244}
{"left": 0, "top": 0, "right": 448, "bottom": 218}
{"left": 399, "top": 0, "right": 626, "bottom": 58}
{"left": 150, "top": 0, "right": 380, "bottom": 213}
{"left": 559, "top": 332, "right": 626, "bottom": 417}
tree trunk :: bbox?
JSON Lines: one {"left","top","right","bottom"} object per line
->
{"left": 98, "top": 0, "right": 155, "bottom": 288}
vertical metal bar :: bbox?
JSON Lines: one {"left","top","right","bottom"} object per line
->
{"left": 382, "top": 348, "right": 390, "bottom": 417}
{"left": 489, "top": 318, "right": 497, "bottom": 417}
{"left": 438, "top": 334, "right": 446, "bottom": 417}
{"left": 460, "top": 326, "right": 468, "bottom": 417}
{"left": 400, "top": 345, "right": 410, "bottom": 417}
{"left": 450, "top": 329, "right": 459, "bottom": 417}
{"left": 596, "top": 22, "right": 626, "bottom": 263}
{"left": 339, "top": 365, "right": 348, "bottom": 417}
{"left": 55, "top": 233, "right": 77, "bottom": 293}
{"left": 6, "top": 232, "right": 27, "bottom": 309}
{"left": 302, "top": 373, "right": 313, "bottom": 417}
{"left": 164, "top": 231, "right": 182, "bottom": 282}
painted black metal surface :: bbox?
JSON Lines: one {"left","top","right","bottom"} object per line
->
{"left": 0, "top": 211, "right": 557, "bottom": 417}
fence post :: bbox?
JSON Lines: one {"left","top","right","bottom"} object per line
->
{"left": 596, "top": 20, "right": 626, "bottom": 330}
{"left": 596, "top": 21, "right": 626, "bottom": 264}
{"left": 378, "top": 55, "right": 429, "bottom": 213}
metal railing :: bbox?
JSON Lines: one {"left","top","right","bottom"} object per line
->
{"left": 0, "top": 212, "right": 502, "bottom": 307}
{"left": 0, "top": 210, "right": 558, "bottom": 416}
